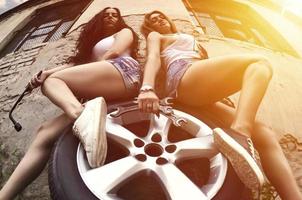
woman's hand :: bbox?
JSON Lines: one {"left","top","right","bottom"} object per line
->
{"left": 137, "top": 91, "right": 160, "bottom": 114}
{"left": 29, "top": 70, "right": 48, "bottom": 89}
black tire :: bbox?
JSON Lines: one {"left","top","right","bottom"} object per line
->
{"left": 48, "top": 102, "right": 251, "bottom": 200}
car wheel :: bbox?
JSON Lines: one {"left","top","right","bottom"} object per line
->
{"left": 49, "top": 102, "right": 248, "bottom": 200}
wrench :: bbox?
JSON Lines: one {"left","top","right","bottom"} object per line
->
{"left": 110, "top": 104, "right": 139, "bottom": 118}
{"left": 110, "top": 97, "right": 173, "bottom": 118}
{"left": 159, "top": 106, "right": 187, "bottom": 127}
{"left": 109, "top": 104, "right": 173, "bottom": 118}
{"left": 159, "top": 97, "right": 174, "bottom": 106}
{"left": 110, "top": 98, "right": 187, "bottom": 127}
{"left": 132, "top": 97, "right": 173, "bottom": 106}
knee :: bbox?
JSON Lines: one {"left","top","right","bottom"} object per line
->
{"left": 252, "top": 57, "right": 273, "bottom": 81}
{"left": 41, "top": 78, "right": 48, "bottom": 95}
{"left": 40, "top": 72, "right": 60, "bottom": 95}
{"left": 41, "top": 76, "right": 54, "bottom": 95}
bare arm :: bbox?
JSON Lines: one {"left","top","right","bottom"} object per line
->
{"left": 138, "top": 32, "right": 162, "bottom": 113}
{"left": 98, "top": 28, "right": 134, "bottom": 61}
{"left": 30, "top": 62, "right": 75, "bottom": 89}
{"left": 141, "top": 31, "right": 162, "bottom": 88}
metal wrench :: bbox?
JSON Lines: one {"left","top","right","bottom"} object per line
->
{"left": 109, "top": 103, "right": 172, "bottom": 118}
{"left": 110, "top": 98, "right": 187, "bottom": 127}
{"left": 109, "top": 104, "right": 139, "bottom": 118}
{"left": 110, "top": 97, "right": 173, "bottom": 117}
{"left": 159, "top": 97, "right": 174, "bottom": 106}
{"left": 110, "top": 97, "right": 172, "bottom": 117}
{"left": 159, "top": 110, "right": 187, "bottom": 127}
{"left": 9, "top": 70, "right": 43, "bottom": 132}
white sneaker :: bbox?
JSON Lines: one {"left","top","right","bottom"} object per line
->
{"left": 73, "top": 97, "right": 107, "bottom": 168}
{"left": 213, "top": 128, "right": 265, "bottom": 190}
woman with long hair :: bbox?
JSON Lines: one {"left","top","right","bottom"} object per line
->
{"left": 0, "top": 7, "right": 141, "bottom": 200}
{"left": 138, "top": 10, "right": 302, "bottom": 199}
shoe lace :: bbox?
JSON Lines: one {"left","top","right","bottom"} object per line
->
{"left": 246, "top": 138, "right": 256, "bottom": 160}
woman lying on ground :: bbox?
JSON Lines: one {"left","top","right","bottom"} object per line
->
{"left": 0, "top": 7, "right": 141, "bottom": 200}
{"left": 137, "top": 10, "right": 302, "bottom": 199}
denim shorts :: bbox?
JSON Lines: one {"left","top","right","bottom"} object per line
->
{"left": 166, "top": 59, "right": 193, "bottom": 97}
{"left": 108, "top": 56, "right": 142, "bottom": 97}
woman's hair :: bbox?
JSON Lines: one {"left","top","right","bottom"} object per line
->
{"left": 141, "top": 10, "right": 177, "bottom": 37}
{"left": 69, "top": 7, "right": 139, "bottom": 64}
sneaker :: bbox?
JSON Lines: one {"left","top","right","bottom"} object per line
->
{"left": 73, "top": 97, "right": 108, "bottom": 168}
{"left": 213, "top": 127, "right": 264, "bottom": 190}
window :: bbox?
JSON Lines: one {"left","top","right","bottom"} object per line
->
{"left": 0, "top": 0, "right": 91, "bottom": 58}
{"left": 183, "top": 0, "right": 298, "bottom": 56}
{"left": 194, "top": 12, "right": 224, "bottom": 36}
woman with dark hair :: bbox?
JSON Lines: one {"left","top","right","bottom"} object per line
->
{"left": 138, "top": 10, "right": 302, "bottom": 199}
{"left": 70, "top": 7, "right": 138, "bottom": 64}
{"left": 0, "top": 7, "right": 141, "bottom": 200}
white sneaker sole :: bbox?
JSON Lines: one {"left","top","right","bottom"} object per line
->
{"left": 95, "top": 97, "right": 107, "bottom": 167}
{"left": 213, "top": 128, "right": 264, "bottom": 190}
{"left": 90, "top": 97, "right": 107, "bottom": 168}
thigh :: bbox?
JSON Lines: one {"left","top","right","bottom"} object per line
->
{"left": 177, "top": 54, "right": 262, "bottom": 106}
{"left": 49, "top": 61, "right": 127, "bottom": 100}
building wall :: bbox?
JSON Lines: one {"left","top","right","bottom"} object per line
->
{"left": 242, "top": 0, "right": 302, "bottom": 58}
{"left": 69, "top": 0, "right": 191, "bottom": 33}
{"left": 0, "top": 0, "right": 63, "bottom": 50}
{"left": 187, "top": 0, "right": 300, "bottom": 57}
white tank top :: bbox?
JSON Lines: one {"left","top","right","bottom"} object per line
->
{"left": 161, "top": 33, "right": 201, "bottom": 68}
{"left": 91, "top": 34, "right": 131, "bottom": 61}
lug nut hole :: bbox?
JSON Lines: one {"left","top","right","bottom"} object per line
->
{"left": 135, "top": 154, "right": 147, "bottom": 162}
{"left": 134, "top": 138, "right": 145, "bottom": 147}
{"left": 151, "top": 133, "right": 162, "bottom": 143}
{"left": 156, "top": 157, "right": 168, "bottom": 165}
{"left": 165, "top": 144, "right": 177, "bottom": 153}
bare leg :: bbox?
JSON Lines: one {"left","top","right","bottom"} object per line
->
{"left": 204, "top": 103, "right": 302, "bottom": 200}
{"left": 253, "top": 124, "right": 302, "bottom": 200}
{"left": 178, "top": 54, "right": 273, "bottom": 137}
{"left": 0, "top": 114, "right": 71, "bottom": 200}
{"left": 41, "top": 61, "right": 127, "bottom": 120}
{"left": 0, "top": 61, "right": 129, "bottom": 199}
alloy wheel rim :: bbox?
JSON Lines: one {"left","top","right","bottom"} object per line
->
{"left": 77, "top": 109, "right": 228, "bottom": 200}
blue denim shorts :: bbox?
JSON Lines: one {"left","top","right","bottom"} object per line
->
{"left": 166, "top": 59, "right": 193, "bottom": 97}
{"left": 108, "top": 56, "right": 142, "bottom": 97}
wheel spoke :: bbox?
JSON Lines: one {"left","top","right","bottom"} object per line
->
{"left": 106, "top": 119, "right": 137, "bottom": 148}
{"left": 174, "top": 135, "right": 218, "bottom": 160}
{"left": 147, "top": 114, "right": 171, "bottom": 139}
{"left": 82, "top": 156, "right": 145, "bottom": 194}
{"left": 210, "top": 153, "right": 225, "bottom": 169}
{"left": 203, "top": 154, "right": 227, "bottom": 198}
{"left": 156, "top": 163, "right": 208, "bottom": 200}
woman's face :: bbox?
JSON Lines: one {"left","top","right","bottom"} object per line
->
{"left": 103, "top": 8, "right": 119, "bottom": 29}
{"left": 149, "top": 13, "right": 172, "bottom": 34}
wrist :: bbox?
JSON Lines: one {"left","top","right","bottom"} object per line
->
{"left": 139, "top": 84, "right": 154, "bottom": 93}
{"left": 43, "top": 70, "right": 51, "bottom": 76}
